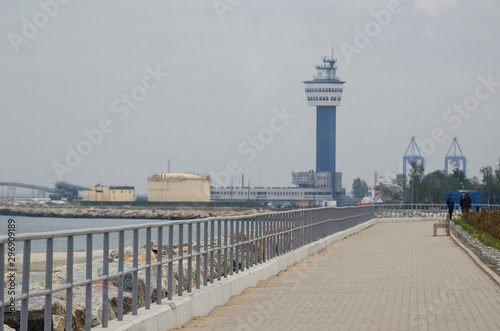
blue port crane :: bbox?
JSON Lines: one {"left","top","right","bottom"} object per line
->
{"left": 403, "top": 137, "right": 425, "bottom": 178}
{"left": 444, "top": 137, "right": 466, "bottom": 175}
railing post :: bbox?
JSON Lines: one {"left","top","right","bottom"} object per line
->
{"left": 245, "top": 217, "right": 250, "bottom": 269}
{"left": 21, "top": 240, "right": 31, "bottom": 331}
{"left": 187, "top": 223, "right": 193, "bottom": 292}
{"left": 203, "top": 222, "right": 208, "bottom": 285}
{"left": 44, "top": 238, "right": 53, "bottom": 331}
{"left": 196, "top": 222, "right": 201, "bottom": 288}
{"left": 168, "top": 226, "right": 173, "bottom": 300}
{"left": 85, "top": 234, "right": 93, "bottom": 331}
{"left": 117, "top": 231, "right": 124, "bottom": 319}
{"left": 65, "top": 236, "right": 74, "bottom": 331}
{"left": 217, "top": 219, "right": 222, "bottom": 281}
{"left": 145, "top": 228, "right": 151, "bottom": 308}
{"left": 102, "top": 232, "right": 110, "bottom": 327}
{"left": 272, "top": 214, "right": 276, "bottom": 259}
{"left": 223, "top": 220, "right": 228, "bottom": 278}
{"left": 210, "top": 220, "right": 215, "bottom": 283}
{"left": 240, "top": 218, "right": 245, "bottom": 272}
{"left": 156, "top": 227, "right": 163, "bottom": 304}
{"left": 178, "top": 224, "right": 184, "bottom": 296}
{"left": 250, "top": 217, "right": 255, "bottom": 267}
{"left": 229, "top": 220, "right": 234, "bottom": 276}
{"left": 235, "top": 220, "right": 240, "bottom": 274}
{"left": 132, "top": 229, "right": 138, "bottom": 315}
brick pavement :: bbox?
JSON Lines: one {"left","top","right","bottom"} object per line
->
{"left": 174, "top": 222, "right": 500, "bottom": 331}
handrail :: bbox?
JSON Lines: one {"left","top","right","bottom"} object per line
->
{"left": 1, "top": 206, "right": 374, "bottom": 330}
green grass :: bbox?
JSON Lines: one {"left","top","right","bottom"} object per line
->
{"left": 452, "top": 218, "right": 500, "bottom": 250}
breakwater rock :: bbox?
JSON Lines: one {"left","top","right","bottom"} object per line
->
{"left": 3, "top": 238, "right": 249, "bottom": 331}
{"left": 0, "top": 206, "right": 271, "bottom": 220}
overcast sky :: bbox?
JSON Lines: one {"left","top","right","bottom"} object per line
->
{"left": 1, "top": 0, "right": 499, "bottom": 196}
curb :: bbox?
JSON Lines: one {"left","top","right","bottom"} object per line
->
{"left": 449, "top": 230, "right": 500, "bottom": 286}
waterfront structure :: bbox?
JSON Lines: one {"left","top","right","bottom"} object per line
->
{"left": 148, "top": 173, "right": 210, "bottom": 202}
{"left": 83, "top": 185, "right": 135, "bottom": 202}
{"left": 0, "top": 181, "right": 87, "bottom": 203}
{"left": 304, "top": 50, "right": 345, "bottom": 200}
{"left": 210, "top": 171, "right": 344, "bottom": 207}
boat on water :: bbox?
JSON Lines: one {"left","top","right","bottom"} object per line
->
{"left": 356, "top": 185, "right": 383, "bottom": 206}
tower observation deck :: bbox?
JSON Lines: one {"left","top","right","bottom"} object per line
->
{"left": 304, "top": 50, "right": 345, "bottom": 200}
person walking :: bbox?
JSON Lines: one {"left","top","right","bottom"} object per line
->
{"left": 459, "top": 193, "right": 466, "bottom": 213}
{"left": 463, "top": 193, "right": 472, "bottom": 214}
{"left": 446, "top": 194, "right": 454, "bottom": 220}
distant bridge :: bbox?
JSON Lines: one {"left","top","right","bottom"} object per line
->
{"left": 0, "top": 181, "right": 88, "bottom": 200}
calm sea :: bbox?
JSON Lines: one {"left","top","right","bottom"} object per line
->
{"left": 0, "top": 216, "right": 202, "bottom": 253}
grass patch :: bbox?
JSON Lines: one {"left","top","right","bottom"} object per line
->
{"left": 452, "top": 218, "right": 500, "bottom": 250}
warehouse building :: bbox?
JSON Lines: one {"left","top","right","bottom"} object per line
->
{"left": 82, "top": 185, "right": 135, "bottom": 202}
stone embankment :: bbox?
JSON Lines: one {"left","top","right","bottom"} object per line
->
{"left": 452, "top": 222, "right": 500, "bottom": 272}
{"left": 0, "top": 205, "right": 271, "bottom": 220}
{"left": 4, "top": 238, "right": 242, "bottom": 331}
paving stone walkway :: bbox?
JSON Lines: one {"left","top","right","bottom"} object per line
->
{"left": 175, "top": 222, "right": 500, "bottom": 331}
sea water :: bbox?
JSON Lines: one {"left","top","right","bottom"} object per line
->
{"left": 0, "top": 216, "right": 213, "bottom": 253}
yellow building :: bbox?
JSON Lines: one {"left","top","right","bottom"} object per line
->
{"left": 83, "top": 185, "right": 134, "bottom": 202}
{"left": 148, "top": 173, "right": 210, "bottom": 202}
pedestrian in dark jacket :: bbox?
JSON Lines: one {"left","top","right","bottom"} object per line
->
{"left": 463, "top": 193, "right": 472, "bottom": 213}
{"left": 459, "top": 193, "right": 466, "bottom": 212}
{"left": 446, "top": 194, "right": 454, "bottom": 220}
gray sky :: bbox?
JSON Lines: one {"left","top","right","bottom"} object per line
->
{"left": 1, "top": 0, "right": 499, "bottom": 195}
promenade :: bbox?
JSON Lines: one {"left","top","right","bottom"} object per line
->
{"left": 177, "top": 221, "right": 500, "bottom": 330}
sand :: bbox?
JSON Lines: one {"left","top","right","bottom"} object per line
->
{"left": 4, "top": 251, "right": 104, "bottom": 273}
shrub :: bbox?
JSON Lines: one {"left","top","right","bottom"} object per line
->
{"left": 462, "top": 210, "right": 500, "bottom": 240}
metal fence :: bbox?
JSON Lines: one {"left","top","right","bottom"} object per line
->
{"left": 374, "top": 204, "right": 500, "bottom": 218}
{"left": 1, "top": 206, "right": 373, "bottom": 331}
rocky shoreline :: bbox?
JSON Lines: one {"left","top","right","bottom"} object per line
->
{"left": 3, "top": 239, "right": 245, "bottom": 331}
{"left": 0, "top": 205, "right": 272, "bottom": 220}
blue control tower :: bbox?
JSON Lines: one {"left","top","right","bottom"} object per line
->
{"left": 304, "top": 50, "right": 345, "bottom": 200}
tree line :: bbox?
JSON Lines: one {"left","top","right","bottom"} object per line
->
{"left": 351, "top": 158, "right": 500, "bottom": 204}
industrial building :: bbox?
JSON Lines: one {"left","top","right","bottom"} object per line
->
{"left": 211, "top": 171, "right": 345, "bottom": 207}
{"left": 148, "top": 173, "right": 210, "bottom": 202}
{"left": 83, "top": 185, "right": 134, "bottom": 202}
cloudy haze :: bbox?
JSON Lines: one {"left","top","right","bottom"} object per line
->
{"left": 1, "top": 0, "right": 499, "bottom": 195}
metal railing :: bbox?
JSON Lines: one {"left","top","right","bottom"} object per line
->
{"left": 374, "top": 204, "right": 500, "bottom": 218}
{"left": 1, "top": 206, "right": 374, "bottom": 331}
